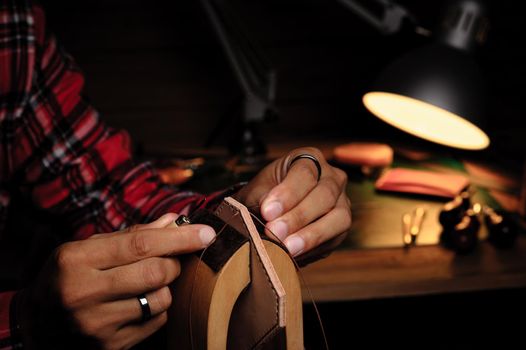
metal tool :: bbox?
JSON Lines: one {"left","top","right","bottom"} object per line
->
{"left": 402, "top": 207, "right": 427, "bottom": 247}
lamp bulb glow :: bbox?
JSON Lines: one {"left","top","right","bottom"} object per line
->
{"left": 363, "top": 92, "right": 489, "bottom": 150}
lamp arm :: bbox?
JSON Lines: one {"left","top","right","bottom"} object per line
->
{"left": 200, "top": 0, "right": 276, "bottom": 122}
{"left": 337, "top": 0, "right": 417, "bottom": 35}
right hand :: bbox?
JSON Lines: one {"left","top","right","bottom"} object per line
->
{"left": 18, "top": 213, "right": 216, "bottom": 350}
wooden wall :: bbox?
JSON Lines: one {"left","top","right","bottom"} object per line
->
{"left": 41, "top": 0, "right": 526, "bottom": 162}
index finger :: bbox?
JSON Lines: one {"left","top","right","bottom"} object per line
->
{"left": 260, "top": 156, "right": 320, "bottom": 221}
{"left": 89, "top": 213, "right": 180, "bottom": 240}
{"left": 83, "top": 224, "right": 216, "bottom": 270}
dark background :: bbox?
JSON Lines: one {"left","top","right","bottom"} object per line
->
{"left": 40, "top": 1, "right": 526, "bottom": 348}
{"left": 41, "top": 0, "right": 526, "bottom": 166}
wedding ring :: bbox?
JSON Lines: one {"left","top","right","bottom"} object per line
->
{"left": 137, "top": 294, "right": 151, "bottom": 322}
{"left": 288, "top": 154, "right": 322, "bottom": 182}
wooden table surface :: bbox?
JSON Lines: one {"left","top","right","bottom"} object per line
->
{"left": 300, "top": 235, "right": 526, "bottom": 302}
{"left": 254, "top": 140, "right": 526, "bottom": 303}
{"left": 147, "top": 140, "right": 526, "bottom": 303}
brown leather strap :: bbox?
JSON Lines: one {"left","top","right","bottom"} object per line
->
{"left": 190, "top": 209, "right": 248, "bottom": 272}
{"left": 213, "top": 199, "right": 285, "bottom": 349}
{"left": 169, "top": 198, "right": 300, "bottom": 349}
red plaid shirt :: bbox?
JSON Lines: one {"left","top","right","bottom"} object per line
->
{"left": 0, "top": 2, "right": 235, "bottom": 348}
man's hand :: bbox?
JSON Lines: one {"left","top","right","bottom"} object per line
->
{"left": 234, "top": 147, "right": 351, "bottom": 258}
{"left": 20, "top": 213, "right": 215, "bottom": 350}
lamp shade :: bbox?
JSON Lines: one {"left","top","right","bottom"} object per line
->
{"left": 363, "top": 43, "right": 489, "bottom": 150}
{"left": 363, "top": 0, "right": 491, "bottom": 150}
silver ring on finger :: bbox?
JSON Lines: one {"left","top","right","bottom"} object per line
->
{"left": 288, "top": 154, "right": 322, "bottom": 182}
{"left": 137, "top": 294, "right": 152, "bottom": 322}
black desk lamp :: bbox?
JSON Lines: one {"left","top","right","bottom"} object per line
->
{"left": 340, "top": 0, "right": 490, "bottom": 150}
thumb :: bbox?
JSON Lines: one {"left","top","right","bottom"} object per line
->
{"left": 232, "top": 152, "right": 298, "bottom": 207}
{"left": 132, "top": 213, "right": 180, "bottom": 231}
{"left": 232, "top": 157, "right": 282, "bottom": 208}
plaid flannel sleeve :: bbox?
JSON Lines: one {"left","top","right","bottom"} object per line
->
{"left": 0, "top": 1, "right": 241, "bottom": 347}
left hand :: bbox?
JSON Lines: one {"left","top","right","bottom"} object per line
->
{"left": 233, "top": 147, "right": 351, "bottom": 258}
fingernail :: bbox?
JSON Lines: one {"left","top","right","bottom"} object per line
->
{"left": 267, "top": 220, "right": 288, "bottom": 241}
{"left": 285, "top": 235, "right": 305, "bottom": 256}
{"left": 199, "top": 226, "right": 216, "bottom": 246}
{"left": 262, "top": 201, "right": 283, "bottom": 221}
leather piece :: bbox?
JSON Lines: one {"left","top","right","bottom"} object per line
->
{"left": 375, "top": 167, "right": 469, "bottom": 198}
{"left": 214, "top": 200, "right": 285, "bottom": 349}
{"left": 187, "top": 200, "right": 287, "bottom": 349}
{"left": 190, "top": 209, "right": 248, "bottom": 272}
{"left": 213, "top": 200, "right": 251, "bottom": 240}
{"left": 226, "top": 240, "right": 283, "bottom": 349}
{"left": 258, "top": 326, "right": 287, "bottom": 350}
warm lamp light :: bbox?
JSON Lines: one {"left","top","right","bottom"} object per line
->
{"left": 363, "top": 92, "right": 489, "bottom": 150}
{"left": 361, "top": 0, "right": 490, "bottom": 150}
